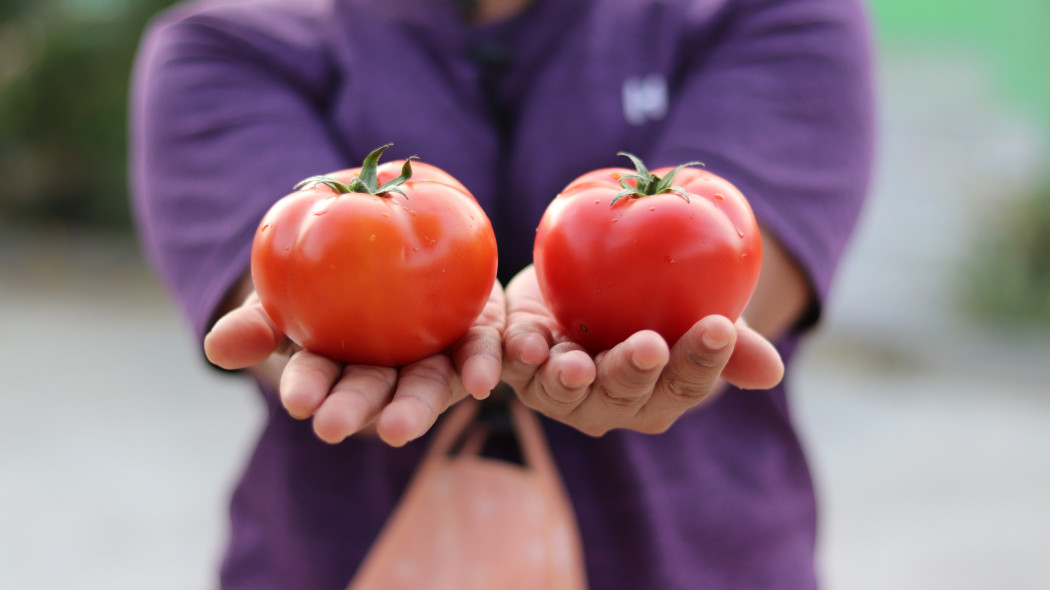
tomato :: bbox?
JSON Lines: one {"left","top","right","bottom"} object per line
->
{"left": 533, "top": 153, "right": 762, "bottom": 354}
{"left": 251, "top": 144, "right": 498, "bottom": 366}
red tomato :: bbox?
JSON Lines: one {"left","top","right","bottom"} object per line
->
{"left": 533, "top": 153, "right": 762, "bottom": 354}
{"left": 251, "top": 145, "right": 498, "bottom": 366}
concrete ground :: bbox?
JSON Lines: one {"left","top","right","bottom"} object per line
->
{"left": 0, "top": 235, "right": 263, "bottom": 590}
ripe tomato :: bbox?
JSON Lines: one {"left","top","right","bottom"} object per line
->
{"left": 251, "top": 145, "right": 498, "bottom": 366}
{"left": 533, "top": 153, "right": 762, "bottom": 354}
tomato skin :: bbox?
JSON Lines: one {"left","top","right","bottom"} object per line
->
{"left": 533, "top": 165, "right": 762, "bottom": 354}
{"left": 251, "top": 159, "right": 498, "bottom": 366}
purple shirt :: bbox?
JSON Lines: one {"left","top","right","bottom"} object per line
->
{"left": 131, "top": 1, "right": 874, "bottom": 588}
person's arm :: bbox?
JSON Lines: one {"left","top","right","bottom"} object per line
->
{"left": 746, "top": 229, "right": 814, "bottom": 340}
{"left": 501, "top": 0, "right": 874, "bottom": 435}
{"left": 131, "top": 5, "right": 504, "bottom": 446}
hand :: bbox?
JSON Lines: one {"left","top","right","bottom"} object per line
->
{"left": 501, "top": 266, "right": 783, "bottom": 436}
{"left": 204, "top": 280, "right": 506, "bottom": 447}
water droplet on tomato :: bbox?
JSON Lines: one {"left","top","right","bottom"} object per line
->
{"left": 410, "top": 210, "right": 417, "bottom": 217}
{"left": 261, "top": 224, "right": 270, "bottom": 232}
{"left": 312, "top": 210, "right": 327, "bottom": 216}
{"left": 382, "top": 213, "right": 389, "bottom": 218}
{"left": 741, "top": 252, "right": 748, "bottom": 258}
{"left": 369, "top": 234, "right": 376, "bottom": 242}
{"left": 664, "top": 256, "right": 676, "bottom": 264}
{"left": 611, "top": 219, "right": 619, "bottom": 223}
{"left": 714, "top": 194, "right": 724, "bottom": 200}
{"left": 594, "top": 200, "right": 601, "bottom": 205}
{"left": 649, "top": 207, "right": 656, "bottom": 212}
{"left": 610, "top": 173, "right": 621, "bottom": 180}
{"left": 737, "top": 229, "right": 744, "bottom": 238}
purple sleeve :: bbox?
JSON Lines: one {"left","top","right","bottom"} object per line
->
{"left": 129, "top": 3, "right": 345, "bottom": 340}
{"left": 652, "top": 0, "right": 876, "bottom": 328}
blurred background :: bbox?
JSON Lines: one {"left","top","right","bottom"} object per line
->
{"left": 1, "top": 0, "right": 1048, "bottom": 588}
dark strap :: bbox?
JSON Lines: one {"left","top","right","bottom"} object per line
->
{"left": 451, "top": 382, "right": 523, "bottom": 464}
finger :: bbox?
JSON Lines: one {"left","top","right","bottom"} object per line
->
{"left": 376, "top": 355, "right": 458, "bottom": 447}
{"left": 311, "top": 364, "right": 398, "bottom": 444}
{"left": 454, "top": 324, "right": 503, "bottom": 399}
{"left": 641, "top": 315, "right": 736, "bottom": 428}
{"left": 453, "top": 282, "right": 506, "bottom": 398}
{"left": 504, "top": 267, "right": 568, "bottom": 343}
{"left": 517, "top": 342, "right": 595, "bottom": 416}
{"left": 502, "top": 323, "right": 553, "bottom": 390}
{"left": 203, "top": 294, "right": 286, "bottom": 370}
{"left": 502, "top": 265, "right": 558, "bottom": 389}
{"left": 721, "top": 320, "right": 784, "bottom": 390}
{"left": 575, "top": 330, "right": 669, "bottom": 424}
{"left": 279, "top": 350, "right": 342, "bottom": 419}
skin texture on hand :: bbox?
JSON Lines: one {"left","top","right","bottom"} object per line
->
{"left": 204, "top": 229, "right": 802, "bottom": 443}
{"left": 204, "top": 282, "right": 506, "bottom": 447}
{"left": 501, "top": 266, "right": 784, "bottom": 436}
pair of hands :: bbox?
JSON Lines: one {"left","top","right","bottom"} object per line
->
{"left": 204, "top": 265, "right": 784, "bottom": 447}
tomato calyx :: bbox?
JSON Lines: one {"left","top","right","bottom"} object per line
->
{"left": 294, "top": 144, "right": 418, "bottom": 198}
{"left": 610, "top": 152, "right": 703, "bottom": 205}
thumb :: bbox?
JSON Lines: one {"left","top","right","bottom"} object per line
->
{"left": 720, "top": 321, "right": 784, "bottom": 390}
{"left": 203, "top": 293, "right": 287, "bottom": 370}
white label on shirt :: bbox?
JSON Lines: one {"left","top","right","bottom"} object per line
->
{"left": 622, "top": 74, "right": 668, "bottom": 126}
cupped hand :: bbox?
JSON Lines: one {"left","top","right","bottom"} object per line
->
{"left": 204, "top": 281, "right": 506, "bottom": 447}
{"left": 501, "top": 266, "right": 783, "bottom": 436}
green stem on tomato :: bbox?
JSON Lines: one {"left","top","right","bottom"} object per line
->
{"left": 610, "top": 151, "right": 703, "bottom": 205}
{"left": 294, "top": 144, "right": 417, "bottom": 198}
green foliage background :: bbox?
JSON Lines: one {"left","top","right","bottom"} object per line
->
{"left": 872, "top": 0, "right": 1050, "bottom": 133}
{"left": 869, "top": 0, "right": 1050, "bottom": 327}
{"left": 0, "top": 0, "right": 179, "bottom": 229}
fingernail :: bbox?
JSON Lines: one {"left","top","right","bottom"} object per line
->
{"left": 557, "top": 369, "right": 585, "bottom": 389}
{"left": 557, "top": 370, "right": 572, "bottom": 388}
{"left": 630, "top": 351, "right": 660, "bottom": 371}
{"left": 701, "top": 330, "right": 729, "bottom": 351}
